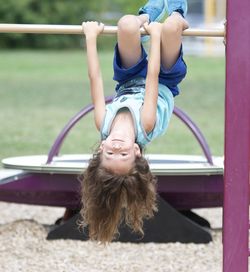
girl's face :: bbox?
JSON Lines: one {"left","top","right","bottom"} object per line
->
{"left": 99, "top": 134, "right": 141, "bottom": 174}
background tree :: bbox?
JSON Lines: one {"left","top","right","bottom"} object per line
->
{"left": 0, "top": 0, "right": 144, "bottom": 48}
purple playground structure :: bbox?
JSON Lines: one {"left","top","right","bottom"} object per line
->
{"left": 0, "top": 0, "right": 249, "bottom": 270}
{"left": 0, "top": 101, "right": 224, "bottom": 243}
{"left": 223, "top": 1, "right": 250, "bottom": 271}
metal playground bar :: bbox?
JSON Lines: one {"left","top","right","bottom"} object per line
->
{"left": 0, "top": 23, "right": 225, "bottom": 37}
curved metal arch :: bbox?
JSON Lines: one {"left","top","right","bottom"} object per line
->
{"left": 47, "top": 96, "right": 213, "bottom": 164}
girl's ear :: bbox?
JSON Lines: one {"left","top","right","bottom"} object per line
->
{"left": 134, "top": 143, "right": 142, "bottom": 157}
{"left": 98, "top": 141, "right": 105, "bottom": 152}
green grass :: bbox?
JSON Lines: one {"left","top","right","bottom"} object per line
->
{"left": 0, "top": 50, "right": 225, "bottom": 163}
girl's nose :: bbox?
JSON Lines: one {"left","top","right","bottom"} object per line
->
{"left": 112, "top": 142, "right": 121, "bottom": 150}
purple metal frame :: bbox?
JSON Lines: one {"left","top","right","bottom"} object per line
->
{"left": 0, "top": 94, "right": 222, "bottom": 211}
{"left": 223, "top": 0, "right": 250, "bottom": 271}
{"left": 47, "top": 96, "right": 213, "bottom": 165}
{"left": 0, "top": 172, "right": 223, "bottom": 210}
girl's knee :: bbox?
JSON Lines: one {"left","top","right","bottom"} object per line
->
{"left": 162, "top": 18, "right": 183, "bottom": 37}
{"left": 118, "top": 15, "right": 141, "bottom": 35}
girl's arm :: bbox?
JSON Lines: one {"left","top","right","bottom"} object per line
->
{"left": 82, "top": 22, "right": 106, "bottom": 131}
{"left": 140, "top": 22, "right": 162, "bottom": 133}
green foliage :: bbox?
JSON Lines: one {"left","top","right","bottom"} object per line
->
{"left": 0, "top": 0, "right": 145, "bottom": 48}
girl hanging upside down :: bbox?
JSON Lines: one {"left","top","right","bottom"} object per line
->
{"left": 80, "top": 0, "right": 188, "bottom": 243}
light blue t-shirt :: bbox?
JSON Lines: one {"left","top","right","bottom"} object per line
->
{"left": 101, "top": 78, "right": 174, "bottom": 147}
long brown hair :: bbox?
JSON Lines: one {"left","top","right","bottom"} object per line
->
{"left": 79, "top": 150, "right": 157, "bottom": 243}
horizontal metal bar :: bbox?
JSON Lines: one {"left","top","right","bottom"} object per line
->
{"left": 0, "top": 24, "right": 225, "bottom": 37}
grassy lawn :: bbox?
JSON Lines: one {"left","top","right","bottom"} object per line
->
{"left": 0, "top": 50, "right": 225, "bottom": 163}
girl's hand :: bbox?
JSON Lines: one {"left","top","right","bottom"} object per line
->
{"left": 82, "top": 21, "right": 104, "bottom": 39}
{"left": 143, "top": 22, "right": 162, "bottom": 37}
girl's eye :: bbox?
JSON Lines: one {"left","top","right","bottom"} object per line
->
{"left": 121, "top": 153, "right": 127, "bottom": 156}
{"left": 107, "top": 152, "right": 113, "bottom": 155}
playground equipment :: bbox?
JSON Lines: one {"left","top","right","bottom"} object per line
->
{"left": 0, "top": 0, "right": 250, "bottom": 269}
{"left": 0, "top": 23, "right": 225, "bottom": 244}
{"left": 0, "top": 102, "right": 224, "bottom": 243}
{"left": 0, "top": 23, "right": 224, "bottom": 37}
{"left": 223, "top": 1, "right": 250, "bottom": 271}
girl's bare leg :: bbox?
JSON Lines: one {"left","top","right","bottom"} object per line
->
{"left": 161, "top": 12, "right": 188, "bottom": 70}
{"left": 117, "top": 15, "right": 147, "bottom": 68}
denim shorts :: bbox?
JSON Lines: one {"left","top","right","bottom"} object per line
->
{"left": 113, "top": 44, "right": 187, "bottom": 96}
